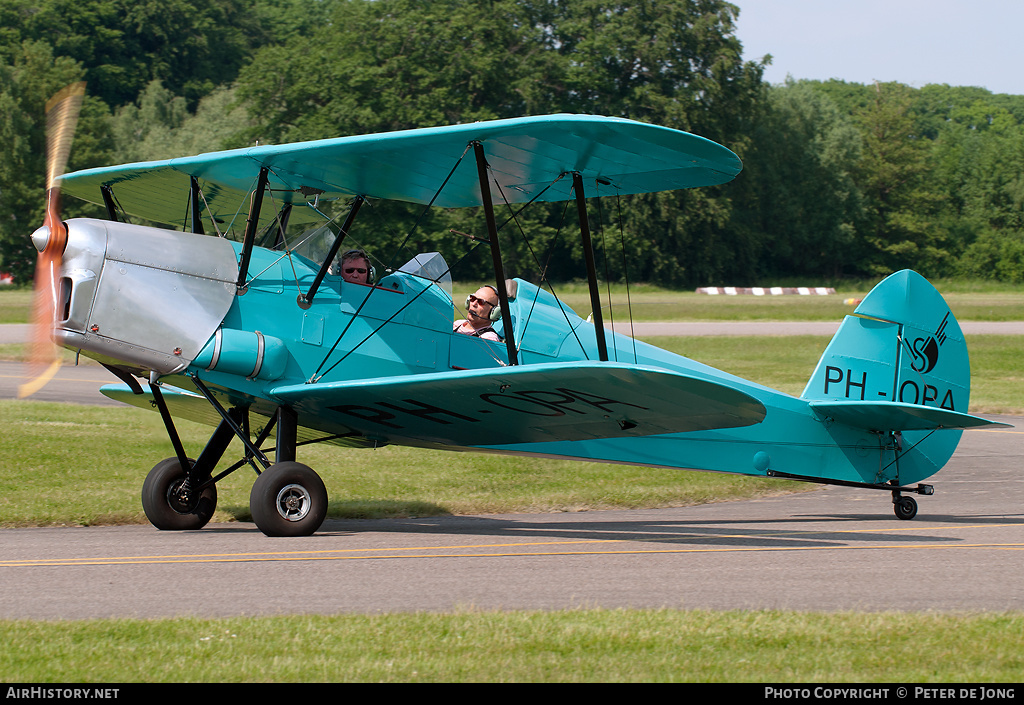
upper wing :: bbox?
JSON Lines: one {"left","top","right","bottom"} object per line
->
{"left": 57, "top": 114, "right": 741, "bottom": 229}
{"left": 268, "top": 362, "right": 766, "bottom": 448}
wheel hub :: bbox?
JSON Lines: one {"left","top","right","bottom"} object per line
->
{"left": 275, "top": 483, "right": 312, "bottom": 522}
{"left": 166, "top": 479, "right": 200, "bottom": 514}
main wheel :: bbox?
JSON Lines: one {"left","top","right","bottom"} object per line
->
{"left": 249, "top": 462, "right": 328, "bottom": 537}
{"left": 141, "top": 457, "right": 218, "bottom": 530}
{"left": 894, "top": 495, "right": 918, "bottom": 520}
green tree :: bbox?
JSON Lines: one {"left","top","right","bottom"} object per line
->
{"left": 236, "top": 0, "right": 766, "bottom": 286}
{"left": 109, "top": 81, "right": 253, "bottom": 162}
{"left": 0, "top": 40, "right": 111, "bottom": 283}
{"left": 0, "top": 0, "right": 284, "bottom": 109}
{"left": 931, "top": 94, "right": 1024, "bottom": 282}
{"left": 237, "top": 0, "right": 562, "bottom": 143}
{"left": 853, "top": 82, "right": 949, "bottom": 276}
{"left": 539, "top": 1, "right": 766, "bottom": 287}
{"left": 0, "top": 0, "right": 311, "bottom": 283}
{"left": 736, "top": 80, "right": 864, "bottom": 279}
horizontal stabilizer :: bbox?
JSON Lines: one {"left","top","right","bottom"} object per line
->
{"left": 270, "top": 362, "right": 767, "bottom": 447}
{"left": 809, "top": 400, "right": 1011, "bottom": 432}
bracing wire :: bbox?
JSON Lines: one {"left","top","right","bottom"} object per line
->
{"left": 311, "top": 144, "right": 473, "bottom": 381}
{"left": 491, "top": 171, "right": 593, "bottom": 361}
{"left": 595, "top": 183, "right": 638, "bottom": 363}
{"left": 614, "top": 191, "right": 638, "bottom": 363}
{"left": 310, "top": 241, "right": 489, "bottom": 382}
{"left": 594, "top": 189, "right": 616, "bottom": 361}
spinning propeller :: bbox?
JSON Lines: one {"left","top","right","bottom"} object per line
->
{"left": 18, "top": 81, "right": 86, "bottom": 398}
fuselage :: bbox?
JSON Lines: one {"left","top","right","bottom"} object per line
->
{"left": 54, "top": 218, "right": 955, "bottom": 488}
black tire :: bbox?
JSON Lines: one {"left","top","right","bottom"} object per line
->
{"left": 249, "top": 462, "right": 328, "bottom": 537}
{"left": 141, "top": 457, "right": 217, "bottom": 531}
{"left": 894, "top": 495, "right": 918, "bottom": 521}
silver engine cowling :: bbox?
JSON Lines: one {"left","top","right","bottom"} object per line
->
{"left": 54, "top": 218, "right": 238, "bottom": 375}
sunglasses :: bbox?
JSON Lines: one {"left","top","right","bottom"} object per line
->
{"left": 468, "top": 294, "right": 497, "bottom": 307}
{"left": 344, "top": 267, "right": 367, "bottom": 274}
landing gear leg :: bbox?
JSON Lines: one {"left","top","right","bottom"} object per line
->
{"left": 887, "top": 433, "right": 918, "bottom": 520}
{"left": 142, "top": 457, "right": 218, "bottom": 530}
{"left": 249, "top": 406, "right": 328, "bottom": 536}
{"left": 888, "top": 471, "right": 921, "bottom": 520}
{"left": 142, "top": 379, "right": 240, "bottom": 531}
{"left": 275, "top": 405, "right": 298, "bottom": 464}
{"left": 892, "top": 490, "right": 918, "bottom": 521}
{"left": 147, "top": 378, "right": 329, "bottom": 536}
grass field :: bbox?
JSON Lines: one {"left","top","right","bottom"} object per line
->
{"left": 0, "top": 399, "right": 803, "bottom": 527}
{"left": 3, "top": 333, "right": 1021, "bottom": 528}
{"left": 3, "top": 610, "right": 1022, "bottom": 682}
{"left": 0, "top": 288, "right": 30, "bottom": 323}
{"left": 2, "top": 285, "right": 1022, "bottom": 683}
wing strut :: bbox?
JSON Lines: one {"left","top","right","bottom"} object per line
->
{"left": 301, "top": 195, "right": 365, "bottom": 308}
{"left": 236, "top": 166, "right": 270, "bottom": 291}
{"left": 573, "top": 172, "right": 609, "bottom": 361}
{"left": 472, "top": 141, "right": 518, "bottom": 366}
{"left": 189, "top": 176, "right": 205, "bottom": 234}
{"left": 100, "top": 185, "right": 118, "bottom": 221}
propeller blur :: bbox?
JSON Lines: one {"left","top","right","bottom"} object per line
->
{"left": 19, "top": 81, "right": 85, "bottom": 399}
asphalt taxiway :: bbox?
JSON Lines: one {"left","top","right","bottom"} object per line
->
{"left": 1, "top": 322, "right": 1021, "bottom": 618}
{"left": 0, "top": 417, "right": 1020, "bottom": 619}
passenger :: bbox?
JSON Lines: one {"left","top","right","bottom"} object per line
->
{"left": 454, "top": 285, "right": 502, "bottom": 341}
{"left": 339, "top": 249, "right": 372, "bottom": 285}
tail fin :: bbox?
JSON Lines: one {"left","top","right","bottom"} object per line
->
{"left": 803, "top": 270, "right": 971, "bottom": 416}
{"left": 801, "top": 270, "right": 1006, "bottom": 485}
{"left": 798, "top": 272, "right": 1007, "bottom": 487}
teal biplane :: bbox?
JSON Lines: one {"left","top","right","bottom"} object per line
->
{"left": 24, "top": 99, "right": 1009, "bottom": 535}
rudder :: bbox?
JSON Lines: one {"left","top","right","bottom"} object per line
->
{"left": 800, "top": 270, "right": 985, "bottom": 486}
{"left": 802, "top": 270, "right": 970, "bottom": 413}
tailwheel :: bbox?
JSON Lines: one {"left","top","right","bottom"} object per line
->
{"left": 893, "top": 495, "right": 918, "bottom": 521}
{"left": 142, "top": 457, "right": 218, "bottom": 530}
{"left": 249, "top": 462, "right": 328, "bottom": 537}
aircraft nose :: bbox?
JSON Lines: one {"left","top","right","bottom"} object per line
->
{"left": 48, "top": 219, "right": 107, "bottom": 336}
{"left": 31, "top": 225, "right": 52, "bottom": 253}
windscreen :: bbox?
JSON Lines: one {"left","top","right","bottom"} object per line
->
{"left": 396, "top": 253, "right": 453, "bottom": 300}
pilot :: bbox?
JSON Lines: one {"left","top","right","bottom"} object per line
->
{"left": 339, "top": 249, "right": 372, "bottom": 285}
{"left": 454, "top": 285, "right": 502, "bottom": 341}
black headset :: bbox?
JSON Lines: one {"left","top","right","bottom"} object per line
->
{"left": 466, "top": 285, "right": 501, "bottom": 321}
